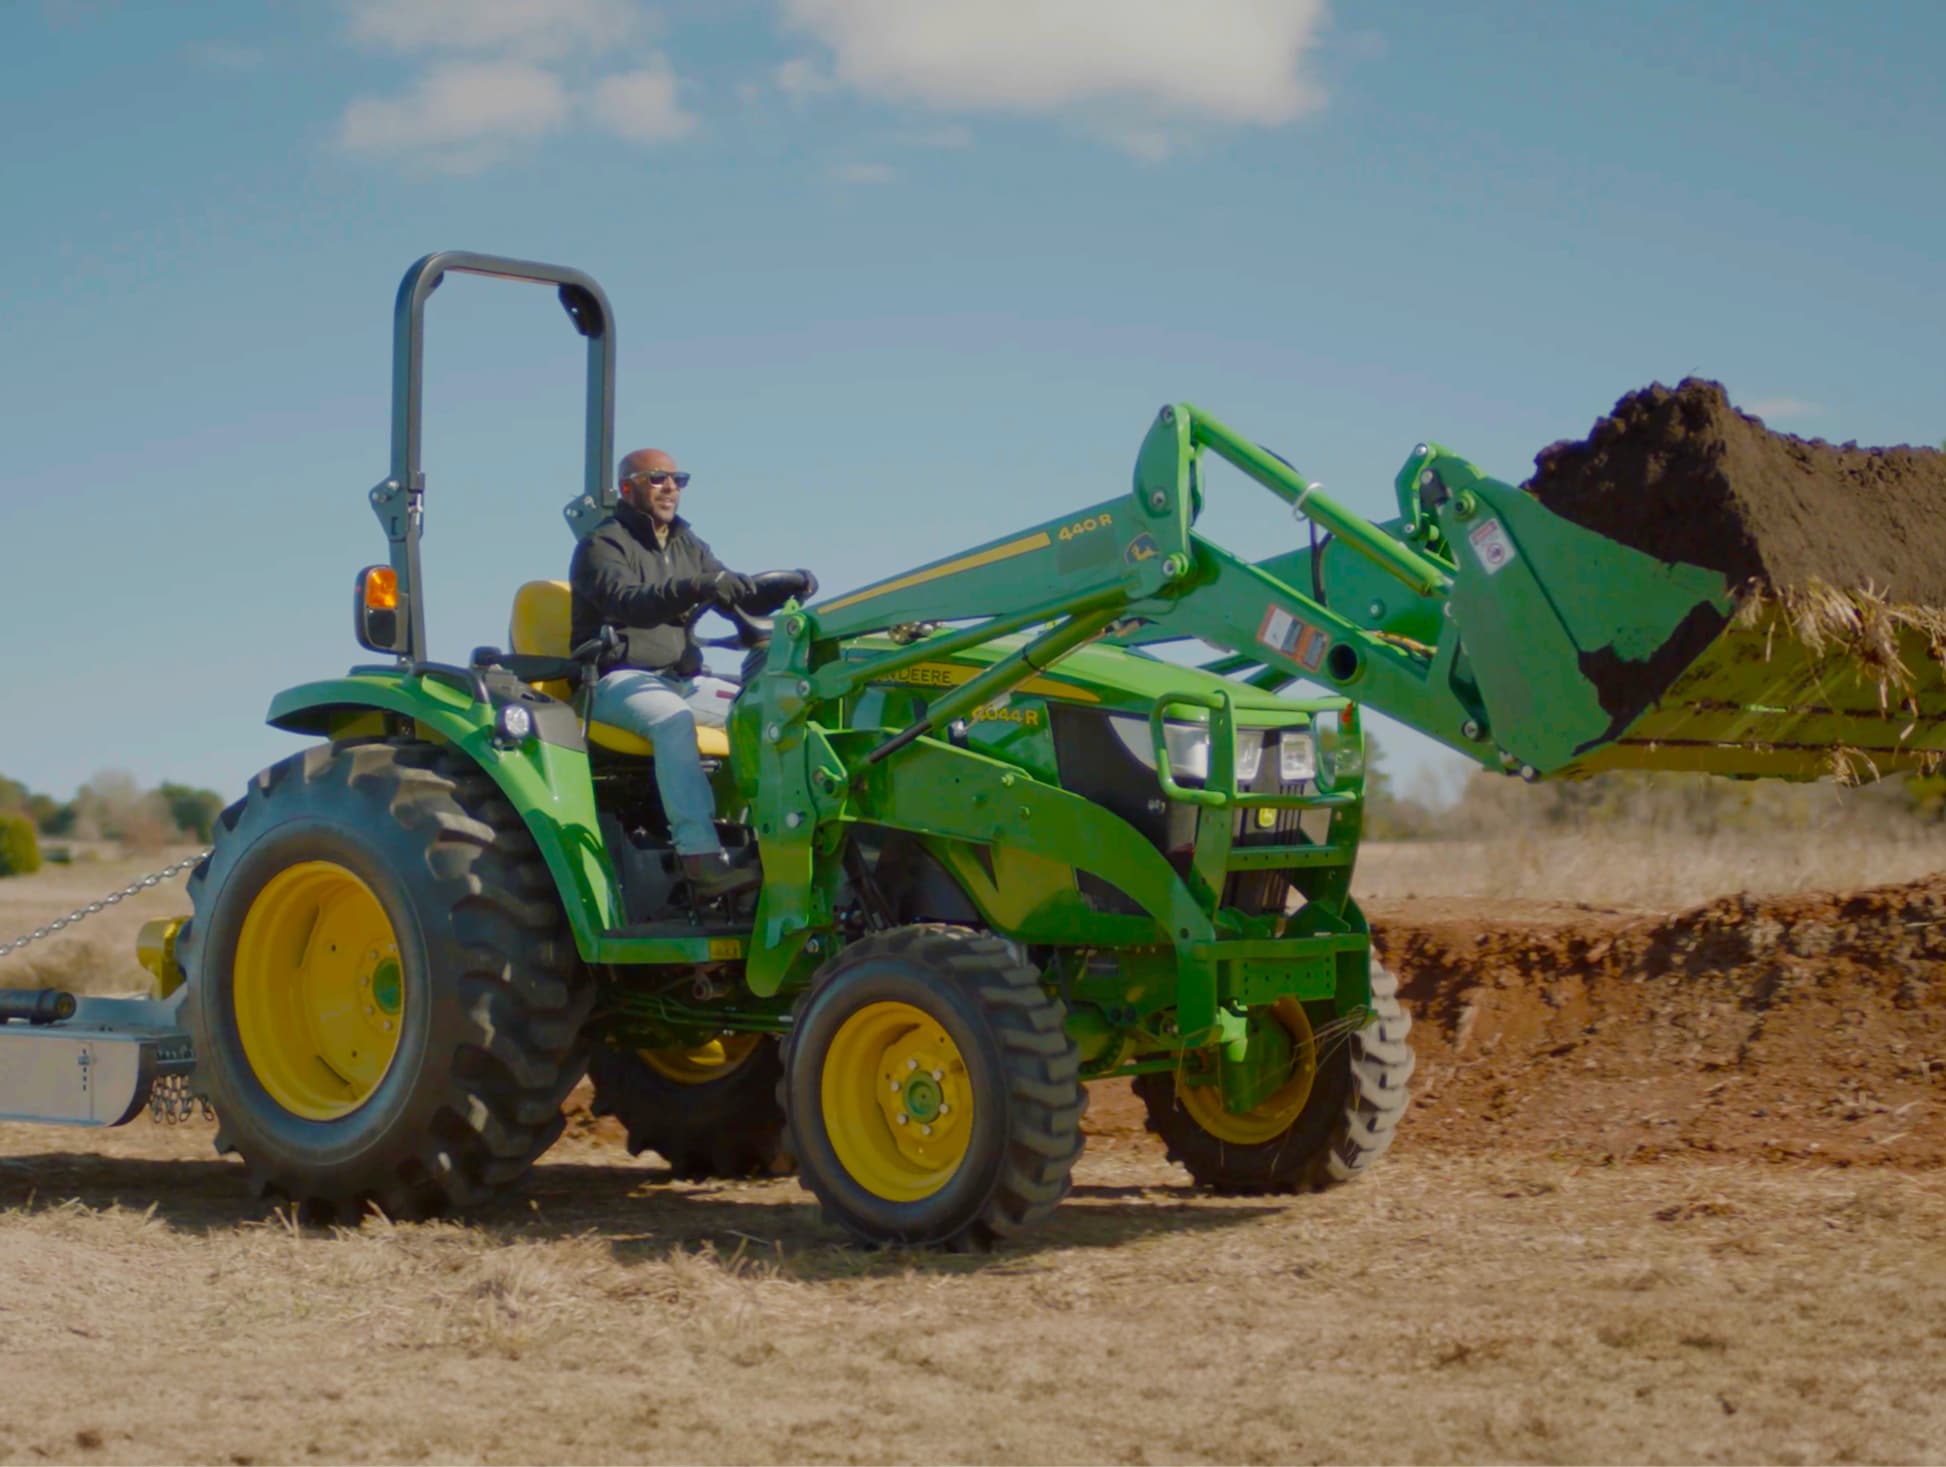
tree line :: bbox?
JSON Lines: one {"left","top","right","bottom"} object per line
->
{"left": 0, "top": 772, "right": 225, "bottom": 848}
{"left": 1359, "top": 733, "right": 1944, "bottom": 842}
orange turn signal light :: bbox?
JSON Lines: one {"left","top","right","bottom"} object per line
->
{"left": 362, "top": 566, "right": 399, "bottom": 610}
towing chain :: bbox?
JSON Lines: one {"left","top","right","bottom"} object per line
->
{"left": 0, "top": 850, "right": 209, "bottom": 960}
{"left": 149, "top": 1073, "right": 216, "bottom": 1125}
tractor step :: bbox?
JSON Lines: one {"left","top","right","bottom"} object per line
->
{"left": 0, "top": 996, "right": 191, "bottom": 1127}
{"left": 594, "top": 922, "right": 752, "bottom": 966}
{"left": 602, "top": 921, "right": 750, "bottom": 941}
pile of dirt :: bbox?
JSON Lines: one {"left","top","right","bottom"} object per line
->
{"left": 1525, "top": 378, "right": 1946, "bottom": 603}
{"left": 1373, "top": 876, "right": 1946, "bottom": 1167}
{"left": 1085, "top": 878, "right": 1946, "bottom": 1169}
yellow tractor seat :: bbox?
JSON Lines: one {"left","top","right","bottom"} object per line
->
{"left": 509, "top": 580, "right": 730, "bottom": 759}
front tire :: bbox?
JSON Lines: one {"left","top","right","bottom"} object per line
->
{"left": 783, "top": 925, "right": 1084, "bottom": 1250}
{"left": 179, "top": 740, "right": 594, "bottom": 1220}
{"left": 1134, "top": 961, "right": 1413, "bottom": 1193}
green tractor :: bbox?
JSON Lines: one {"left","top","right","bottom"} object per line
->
{"left": 14, "top": 252, "right": 1935, "bottom": 1249}
{"left": 165, "top": 253, "right": 1405, "bottom": 1247}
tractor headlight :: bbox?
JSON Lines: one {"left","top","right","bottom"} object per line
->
{"left": 494, "top": 703, "right": 534, "bottom": 747}
{"left": 1109, "top": 717, "right": 1263, "bottom": 786}
{"left": 1278, "top": 730, "right": 1317, "bottom": 783}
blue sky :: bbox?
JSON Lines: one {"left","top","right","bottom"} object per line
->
{"left": 2, "top": 0, "right": 1941, "bottom": 804}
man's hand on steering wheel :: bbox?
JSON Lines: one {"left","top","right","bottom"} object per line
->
{"left": 684, "top": 570, "right": 759, "bottom": 611}
{"left": 738, "top": 569, "right": 819, "bottom": 615}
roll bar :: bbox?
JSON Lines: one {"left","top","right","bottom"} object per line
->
{"left": 371, "top": 251, "right": 617, "bottom": 662}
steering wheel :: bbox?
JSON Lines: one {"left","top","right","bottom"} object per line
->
{"left": 691, "top": 569, "right": 816, "bottom": 652}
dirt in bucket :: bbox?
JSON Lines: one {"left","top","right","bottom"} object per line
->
{"left": 1524, "top": 378, "right": 1946, "bottom": 603}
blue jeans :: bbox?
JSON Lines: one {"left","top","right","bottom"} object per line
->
{"left": 590, "top": 670, "right": 722, "bottom": 856}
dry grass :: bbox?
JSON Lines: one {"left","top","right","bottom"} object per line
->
{"left": 1, "top": 1123, "right": 1942, "bottom": 1465}
{"left": 0, "top": 845, "right": 203, "bottom": 995}
{"left": 6, "top": 844, "right": 1946, "bottom": 1462}
{"left": 1730, "top": 582, "right": 1946, "bottom": 781}
{"left": 1740, "top": 580, "right": 1946, "bottom": 705}
{"left": 1358, "top": 830, "right": 1946, "bottom": 911}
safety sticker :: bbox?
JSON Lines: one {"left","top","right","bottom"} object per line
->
{"left": 1258, "top": 605, "right": 1329, "bottom": 671}
{"left": 1468, "top": 518, "right": 1516, "bottom": 575}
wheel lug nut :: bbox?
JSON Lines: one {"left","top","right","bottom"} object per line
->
{"left": 889, "top": 1080, "right": 901, "bottom": 1092}
{"left": 896, "top": 1112, "right": 908, "bottom": 1126}
{"left": 930, "top": 1068, "right": 943, "bottom": 1081}
{"left": 938, "top": 1103, "right": 951, "bottom": 1115}
{"left": 907, "top": 1058, "right": 918, "bottom": 1071}
{"left": 920, "top": 1125, "right": 932, "bottom": 1136}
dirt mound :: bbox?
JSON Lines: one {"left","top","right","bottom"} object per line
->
{"left": 1526, "top": 378, "right": 1946, "bottom": 603}
{"left": 1086, "top": 879, "right": 1946, "bottom": 1169}
{"left": 1384, "top": 877, "right": 1946, "bottom": 1166}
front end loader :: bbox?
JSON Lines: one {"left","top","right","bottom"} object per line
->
{"left": 4, "top": 252, "right": 1934, "bottom": 1249}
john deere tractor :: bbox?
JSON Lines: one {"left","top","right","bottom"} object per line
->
{"left": 8, "top": 253, "right": 1936, "bottom": 1249}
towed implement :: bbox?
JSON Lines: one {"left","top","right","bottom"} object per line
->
{"left": 4, "top": 253, "right": 1937, "bottom": 1249}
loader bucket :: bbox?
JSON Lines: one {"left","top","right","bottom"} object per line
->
{"left": 1428, "top": 462, "right": 1946, "bottom": 784}
{"left": 1564, "top": 589, "right": 1946, "bottom": 782}
{"left": 1511, "top": 378, "right": 1946, "bottom": 784}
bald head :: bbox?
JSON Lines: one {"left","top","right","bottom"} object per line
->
{"left": 618, "top": 447, "right": 685, "bottom": 525}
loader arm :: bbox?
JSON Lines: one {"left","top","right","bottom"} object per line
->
{"left": 732, "top": 406, "right": 1371, "bottom": 1014}
{"left": 788, "top": 404, "right": 1503, "bottom": 775}
{"left": 1103, "top": 405, "right": 1946, "bottom": 783}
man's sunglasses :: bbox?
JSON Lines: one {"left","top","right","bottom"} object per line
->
{"left": 625, "top": 470, "right": 690, "bottom": 489}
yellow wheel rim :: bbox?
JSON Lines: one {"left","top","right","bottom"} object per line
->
{"left": 1177, "top": 998, "right": 1319, "bottom": 1146}
{"left": 233, "top": 861, "right": 406, "bottom": 1122}
{"left": 641, "top": 1033, "right": 763, "bottom": 1085}
{"left": 822, "top": 1001, "right": 973, "bottom": 1202}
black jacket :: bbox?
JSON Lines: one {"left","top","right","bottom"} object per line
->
{"left": 569, "top": 503, "right": 726, "bottom": 676}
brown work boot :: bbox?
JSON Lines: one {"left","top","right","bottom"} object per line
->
{"left": 680, "top": 849, "right": 760, "bottom": 901}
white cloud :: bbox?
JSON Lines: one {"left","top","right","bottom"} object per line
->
{"left": 333, "top": 1, "right": 698, "bottom": 171}
{"left": 1745, "top": 396, "right": 1821, "bottom": 423}
{"left": 775, "top": 55, "right": 836, "bottom": 103}
{"left": 1099, "top": 124, "right": 1176, "bottom": 162}
{"left": 591, "top": 57, "right": 698, "bottom": 144}
{"left": 337, "top": 61, "right": 570, "bottom": 174}
{"left": 833, "top": 161, "right": 896, "bottom": 184}
{"left": 777, "top": 0, "right": 1329, "bottom": 155}
{"left": 343, "top": 0, "right": 642, "bottom": 61}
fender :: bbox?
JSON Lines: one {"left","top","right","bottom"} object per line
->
{"left": 266, "top": 673, "right": 623, "bottom": 956}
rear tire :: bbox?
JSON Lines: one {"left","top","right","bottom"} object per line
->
{"left": 783, "top": 925, "right": 1084, "bottom": 1250}
{"left": 588, "top": 1036, "right": 790, "bottom": 1179}
{"left": 1134, "top": 961, "right": 1413, "bottom": 1193}
{"left": 179, "top": 740, "right": 594, "bottom": 1220}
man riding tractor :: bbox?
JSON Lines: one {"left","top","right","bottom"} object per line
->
{"left": 569, "top": 447, "right": 816, "bottom": 901}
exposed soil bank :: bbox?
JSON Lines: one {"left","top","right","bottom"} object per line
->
{"left": 1377, "top": 877, "right": 1946, "bottom": 1167}
{"left": 1085, "top": 877, "right": 1946, "bottom": 1170}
